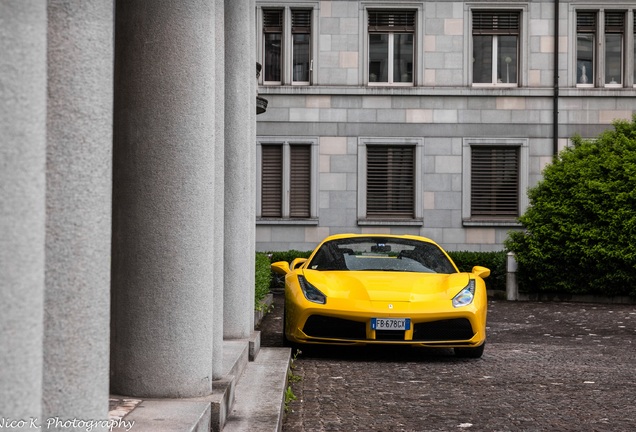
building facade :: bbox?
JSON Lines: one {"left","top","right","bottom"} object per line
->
{"left": 255, "top": 0, "right": 636, "bottom": 252}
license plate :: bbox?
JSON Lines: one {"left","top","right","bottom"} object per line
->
{"left": 371, "top": 318, "right": 410, "bottom": 331}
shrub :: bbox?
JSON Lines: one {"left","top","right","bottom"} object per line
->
{"left": 505, "top": 116, "right": 636, "bottom": 297}
{"left": 269, "top": 250, "right": 313, "bottom": 264}
{"left": 255, "top": 252, "right": 272, "bottom": 306}
{"left": 448, "top": 251, "right": 507, "bottom": 292}
{"left": 267, "top": 250, "right": 313, "bottom": 289}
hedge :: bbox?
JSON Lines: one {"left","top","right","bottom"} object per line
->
{"left": 255, "top": 252, "right": 272, "bottom": 306}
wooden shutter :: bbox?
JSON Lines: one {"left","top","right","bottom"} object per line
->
{"left": 290, "top": 145, "right": 311, "bottom": 218}
{"left": 605, "top": 11, "right": 625, "bottom": 33}
{"left": 367, "top": 145, "right": 415, "bottom": 218}
{"left": 473, "top": 10, "right": 520, "bottom": 35}
{"left": 292, "top": 10, "right": 311, "bottom": 34}
{"left": 261, "top": 145, "right": 283, "bottom": 217}
{"left": 471, "top": 146, "right": 519, "bottom": 217}
{"left": 263, "top": 9, "right": 283, "bottom": 32}
{"left": 368, "top": 10, "right": 415, "bottom": 32}
{"left": 577, "top": 11, "right": 596, "bottom": 32}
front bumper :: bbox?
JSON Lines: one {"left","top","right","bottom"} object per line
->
{"left": 285, "top": 297, "right": 487, "bottom": 348}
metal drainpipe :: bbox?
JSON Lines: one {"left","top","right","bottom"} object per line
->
{"left": 553, "top": 0, "right": 560, "bottom": 156}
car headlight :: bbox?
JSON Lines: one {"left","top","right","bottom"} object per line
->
{"left": 452, "top": 279, "right": 476, "bottom": 308}
{"left": 298, "top": 275, "right": 327, "bottom": 304}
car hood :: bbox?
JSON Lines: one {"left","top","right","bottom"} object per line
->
{"left": 301, "top": 269, "right": 470, "bottom": 302}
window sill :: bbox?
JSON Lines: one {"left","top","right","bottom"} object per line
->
{"left": 463, "top": 219, "right": 522, "bottom": 227}
{"left": 358, "top": 219, "right": 423, "bottom": 227}
{"left": 257, "top": 218, "right": 319, "bottom": 226}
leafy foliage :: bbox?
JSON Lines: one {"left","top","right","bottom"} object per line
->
{"left": 505, "top": 116, "right": 636, "bottom": 297}
{"left": 448, "top": 251, "right": 507, "bottom": 292}
{"left": 269, "top": 250, "right": 313, "bottom": 264}
{"left": 255, "top": 252, "right": 273, "bottom": 306}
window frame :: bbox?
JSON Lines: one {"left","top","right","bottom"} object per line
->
{"left": 462, "top": 138, "right": 528, "bottom": 226}
{"left": 573, "top": 8, "right": 632, "bottom": 88}
{"left": 357, "top": 137, "right": 423, "bottom": 225}
{"left": 256, "top": 137, "right": 319, "bottom": 224}
{"left": 257, "top": 5, "right": 318, "bottom": 86}
{"left": 470, "top": 9, "right": 523, "bottom": 88}
{"left": 362, "top": 4, "right": 423, "bottom": 87}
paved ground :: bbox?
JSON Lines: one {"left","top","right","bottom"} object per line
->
{"left": 258, "top": 293, "right": 636, "bottom": 432}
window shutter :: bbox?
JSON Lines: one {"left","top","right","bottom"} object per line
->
{"left": 471, "top": 146, "right": 519, "bottom": 217}
{"left": 261, "top": 145, "right": 283, "bottom": 217}
{"left": 263, "top": 9, "right": 283, "bottom": 32}
{"left": 577, "top": 11, "right": 596, "bottom": 32}
{"left": 605, "top": 11, "right": 625, "bottom": 33}
{"left": 473, "top": 10, "right": 520, "bottom": 35}
{"left": 292, "top": 10, "right": 311, "bottom": 34}
{"left": 289, "top": 145, "right": 311, "bottom": 218}
{"left": 367, "top": 145, "right": 415, "bottom": 218}
{"left": 368, "top": 10, "right": 415, "bottom": 32}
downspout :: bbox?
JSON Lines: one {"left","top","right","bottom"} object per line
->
{"left": 553, "top": 0, "right": 560, "bottom": 157}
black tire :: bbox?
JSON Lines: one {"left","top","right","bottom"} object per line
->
{"left": 454, "top": 342, "right": 485, "bottom": 359}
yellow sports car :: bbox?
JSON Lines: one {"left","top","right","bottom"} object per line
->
{"left": 271, "top": 234, "right": 490, "bottom": 358}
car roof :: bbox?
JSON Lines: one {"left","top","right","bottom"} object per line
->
{"left": 320, "top": 233, "right": 438, "bottom": 245}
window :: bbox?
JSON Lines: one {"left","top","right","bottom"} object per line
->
{"left": 605, "top": 12, "right": 624, "bottom": 86}
{"left": 472, "top": 10, "right": 520, "bottom": 86}
{"left": 261, "top": 8, "right": 313, "bottom": 85}
{"left": 576, "top": 10, "right": 627, "bottom": 87}
{"left": 576, "top": 11, "right": 595, "bottom": 85}
{"left": 257, "top": 139, "right": 318, "bottom": 221}
{"left": 470, "top": 147, "right": 519, "bottom": 218}
{"left": 462, "top": 138, "right": 528, "bottom": 225}
{"left": 367, "top": 10, "right": 415, "bottom": 85}
{"left": 367, "top": 145, "right": 414, "bottom": 218}
{"left": 357, "top": 138, "right": 423, "bottom": 224}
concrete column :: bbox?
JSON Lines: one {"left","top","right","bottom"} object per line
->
{"left": 213, "top": 0, "right": 226, "bottom": 380}
{"left": 111, "top": 0, "right": 216, "bottom": 397}
{"left": 224, "top": 0, "right": 256, "bottom": 339}
{"left": 248, "top": 0, "right": 257, "bottom": 331}
{"left": 43, "top": 2, "right": 114, "bottom": 426}
{"left": 0, "top": 0, "right": 46, "bottom": 421}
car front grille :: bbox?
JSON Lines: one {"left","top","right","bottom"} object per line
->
{"left": 303, "top": 315, "right": 367, "bottom": 339}
{"left": 302, "top": 315, "right": 475, "bottom": 342}
{"left": 412, "top": 318, "right": 474, "bottom": 341}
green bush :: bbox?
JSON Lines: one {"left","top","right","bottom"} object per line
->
{"left": 269, "top": 250, "right": 313, "bottom": 264}
{"left": 267, "top": 250, "right": 313, "bottom": 289}
{"left": 505, "top": 116, "right": 636, "bottom": 297}
{"left": 448, "top": 251, "right": 507, "bottom": 292}
{"left": 255, "top": 252, "right": 272, "bottom": 306}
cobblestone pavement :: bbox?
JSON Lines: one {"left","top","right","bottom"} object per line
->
{"left": 258, "top": 292, "right": 636, "bottom": 432}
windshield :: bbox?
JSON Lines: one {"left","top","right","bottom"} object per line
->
{"left": 307, "top": 237, "right": 457, "bottom": 274}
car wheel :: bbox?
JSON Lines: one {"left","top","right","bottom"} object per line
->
{"left": 454, "top": 343, "right": 485, "bottom": 359}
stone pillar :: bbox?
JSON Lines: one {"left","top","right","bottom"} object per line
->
{"left": 43, "top": 1, "right": 114, "bottom": 426}
{"left": 213, "top": 0, "right": 226, "bottom": 380}
{"left": 111, "top": 0, "right": 216, "bottom": 398}
{"left": 224, "top": 0, "right": 256, "bottom": 339}
{"left": 248, "top": 0, "right": 257, "bottom": 331}
{"left": 0, "top": 0, "right": 46, "bottom": 421}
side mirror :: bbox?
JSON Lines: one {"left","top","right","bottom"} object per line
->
{"left": 271, "top": 261, "right": 291, "bottom": 275}
{"left": 472, "top": 266, "right": 491, "bottom": 279}
{"left": 290, "top": 258, "right": 308, "bottom": 270}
